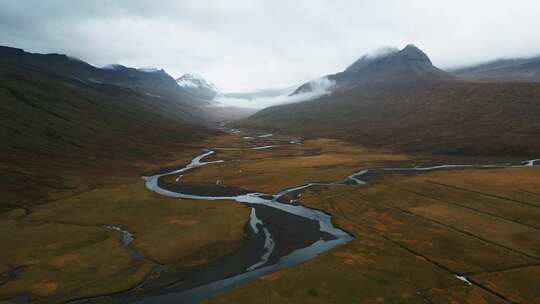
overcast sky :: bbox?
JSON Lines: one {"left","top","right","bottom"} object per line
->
{"left": 1, "top": 0, "right": 540, "bottom": 91}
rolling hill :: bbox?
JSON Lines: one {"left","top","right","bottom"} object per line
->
{"left": 235, "top": 45, "right": 540, "bottom": 158}
{"left": 451, "top": 55, "right": 540, "bottom": 82}
{"left": 0, "top": 46, "right": 220, "bottom": 212}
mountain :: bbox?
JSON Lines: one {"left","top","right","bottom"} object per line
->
{"left": 174, "top": 74, "right": 259, "bottom": 119}
{"left": 235, "top": 45, "right": 540, "bottom": 158}
{"left": 0, "top": 47, "right": 206, "bottom": 104}
{"left": 292, "top": 44, "right": 453, "bottom": 95}
{"left": 0, "top": 45, "right": 255, "bottom": 121}
{"left": 342, "top": 44, "right": 450, "bottom": 79}
{"left": 175, "top": 73, "right": 295, "bottom": 102}
{"left": 0, "top": 46, "right": 220, "bottom": 212}
{"left": 451, "top": 55, "right": 540, "bottom": 82}
{"left": 176, "top": 73, "right": 220, "bottom": 100}
{"left": 173, "top": 73, "right": 297, "bottom": 114}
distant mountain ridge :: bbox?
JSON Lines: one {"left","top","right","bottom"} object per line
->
{"left": 0, "top": 45, "right": 222, "bottom": 210}
{"left": 174, "top": 72, "right": 298, "bottom": 103}
{"left": 236, "top": 44, "right": 540, "bottom": 157}
{"left": 0, "top": 45, "right": 261, "bottom": 121}
{"left": 0, "top": 46, "right": 221, "bottom": 109}
{"left": 172, "top": 72, "right": 300, "bottom": 111}
{"left": 451, "top": 55, "right": 540, "bottom": 82}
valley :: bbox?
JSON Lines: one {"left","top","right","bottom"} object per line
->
{"left": 1, "top": 39, "right": 540, "bottom": 304}
{"left": 3, "top": 126, "right": 538, "bottom": 303}
{"left": 164, "top": 129, "right": 540, "bottom": 304}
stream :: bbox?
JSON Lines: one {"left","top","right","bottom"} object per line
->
{"left": 137, "top": 144, "right": 538, "bottom": 303}
{"left": 69, "top": 132, "right": 539, "bottom": 304}
{"left": 136, "top": 149, "right": 355, "bottom": 303}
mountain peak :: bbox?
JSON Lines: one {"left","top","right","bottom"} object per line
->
{"left": 345, "top": 44, "right": 432, "bottom": 74}
{"left": 177, "top": 74, "right": 217, "bottom": 89}
{"left": 293, "top": 44, "right": 451, "bottom": 95}
{"left": 403, "top": 43, "right": 419, "bottom": 50}
{"left": 400, "top": 44, "right": 431, "bottom": 62}
{"left": 176, "top": 73, "right": 219, "bottom": 100}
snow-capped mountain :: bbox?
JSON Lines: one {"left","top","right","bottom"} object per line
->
{"left": 292, "top": 44, "right": 451, "bottom": 95}
{"left": 176, "top": 73, "right": 220, "bottom": 100}
{"left": 174, "top": 73, "right": 317, "bottom": 110}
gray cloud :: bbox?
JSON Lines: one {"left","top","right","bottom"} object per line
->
{"left": 1, "top": 0, "right": 540, "bottom": 91}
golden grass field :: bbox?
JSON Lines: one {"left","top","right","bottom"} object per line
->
{"left": 203, "top": 143, "right": 540, "bottom": 304}
{"left": 0, "top": 142, "right": 249, "bottom": 303}
{"left": 2, "top": 131, "right": 539, "bottom": 303}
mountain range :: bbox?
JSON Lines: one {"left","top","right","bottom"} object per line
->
{"left": 175, "top": 72, "right": 297, "bottom": 105}
{"left": 0, "top": 45, "right": 225, "bottom": 211}
{"left": 451, "top": 55, "right": 540, "bottom": 82}
{"left": 3, "top": 43, "right": 540, "bottom": 213}
{"left": 235, "top": 45, "right": 540, "bottom": 157}
{"left": 0, "top": 47, "right": 209, "bottom": 107}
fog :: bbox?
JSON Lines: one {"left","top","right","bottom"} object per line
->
{"left": 214, "top": 77, "right": 335, "bottom": 109}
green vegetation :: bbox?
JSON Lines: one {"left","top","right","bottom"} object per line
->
{"left": 0, "top": 220, "right": 155, "bottom": 303}
{"left": 180, "top": 138, "right": 409, "bottom": 193}
{"left": 0, "top": 46, "right": 224, "bottom": 214}
{"left": 472, "top": 266, "right": 540, "bottom": 303}
{"left": 3, "top": 45, "right": 540, "bottom": 303}
{"left": 0, "top": 166, "right": 249, "bottom": 303}
{"left": 205, "top": 151, "right": 540, "bottom": 303}
{"left": 0, "top": 46, "right": 245, "bottom": 303}
{"left": 3, "top": 119, "right": 540, "bottom": 303}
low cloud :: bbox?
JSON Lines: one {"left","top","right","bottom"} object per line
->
{"left": 365, "top": 46, "right": 399, "bottom": 59}
{"left": 213, "top": 77, "right": 335, "bottom": 109}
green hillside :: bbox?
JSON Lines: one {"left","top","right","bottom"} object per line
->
{"left": 0, "top": 46, "right": 218, "bottom": 212}
{"left": 236, "top": 46, "right": 540, "bottom": 158}
{"left": 238, "top": 81, "right": 540, "bottom": 157}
